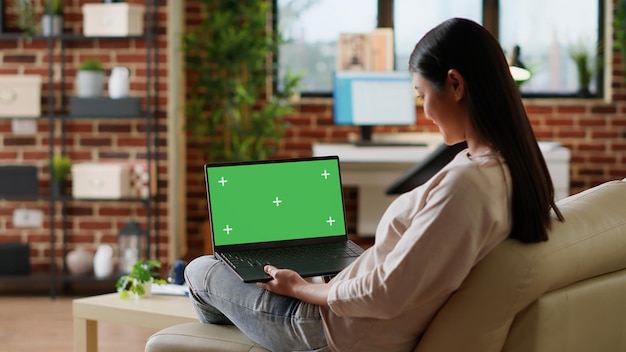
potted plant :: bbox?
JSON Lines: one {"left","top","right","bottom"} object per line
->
{"left": 76, "top": 58, "right": 105, "bottom": 97}
{"left": 13, "top": 0, "right": 37, "bottom": 39}
{"left": 41, "top": 0, "right": 63, "bottom": 36}
{"left": 50, "top": 154, "right": 71, "bottom": 196}
{"left": 568, "top": 40, "right": 600, "bottom": 97}
{"left": 182, "top": 0, "right": 300, "bottom": 163}
{"left": 116, "top": 259, "right": 167, "bottom": 299}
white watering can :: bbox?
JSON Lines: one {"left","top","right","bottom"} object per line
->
{"left": 108, "top": 66, "right": 130, "bottom": 99}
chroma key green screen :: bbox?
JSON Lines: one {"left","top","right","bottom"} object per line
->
{"left": 205, "top": 157, "right": 347, "bottom": 246}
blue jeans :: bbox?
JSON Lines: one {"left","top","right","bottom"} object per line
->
{"left": 185, "top": 256, "right": 330, "bottom": 352}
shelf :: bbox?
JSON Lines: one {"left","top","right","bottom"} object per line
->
{"left": 63, "top": 114, "right": 147, "bottom": 119}
{"left": 0, "top": 194, "right": 47, "bottom": 202}
{"left": 1, "top": 0, "right": 160, "bottom": 299}
{"left": 0, "top": 272, "right": 53, "bottom": 283}
{"left": 59, "top": 272, "right": 120, "bottom": 284}
{"left": 0, "top": 32, "right": 146, "bottom": 41}
{"left": 65, "top": 196, "right": 150, "bottom": 203}
{"left": 5, "top": 114, "right": 150, "bottom": 120}
{"left": 1, "top": 195, "right": 149, "bottom": 203}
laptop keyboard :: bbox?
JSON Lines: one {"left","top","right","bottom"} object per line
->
{"left": 221, "top": 241, "right": 363, "bottom": 268}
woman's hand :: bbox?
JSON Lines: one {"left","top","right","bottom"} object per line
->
{"left": 257, "top": 265, "right": 306, "bottom": 296}
{"left": 257, "top": 265, "right": 331, "bottom": 306}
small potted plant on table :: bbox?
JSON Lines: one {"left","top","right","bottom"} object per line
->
{"left": 116, "top": 259, "right": 166, "bottom": 299}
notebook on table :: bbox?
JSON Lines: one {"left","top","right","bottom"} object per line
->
{"left": 204, "top": 156, "right": 364, "bottom": 283}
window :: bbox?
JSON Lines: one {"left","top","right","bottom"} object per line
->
{"left": 393, "top": 1, "right": 482, "bottom": 70}
{"left": 499, "top": 0, "right": 602, "bottom": 96}
{"left": 275, "top": 0, "right": 603, "bottom": 98}
{"left": 276, "top": 0, "right": 377, "bottom": 94}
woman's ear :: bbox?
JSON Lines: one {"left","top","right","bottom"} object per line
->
{"left": 447, "top": 69, "right": 465, "bottom": 101}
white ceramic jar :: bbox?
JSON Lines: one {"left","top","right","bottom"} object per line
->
{"left": 93, "top": 244, "right": 114, "bottom": 278}
{"left": 108, "top": 66, "right": 130, "bottom": 99}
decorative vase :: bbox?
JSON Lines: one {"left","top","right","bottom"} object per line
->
{"left": 93, "top": 244, "right": 114, "bottom": 278}
{"left": 108, "top": 66, "right": 130, "bottom": 99}
{"left": 67, "top": 247, "right": 94, "bottom": 275}
{"left": 41, "top": 15, "right": 62, "bottom": 36}
{"left": 76, "top": 70, "right": 105, "bottom": 97}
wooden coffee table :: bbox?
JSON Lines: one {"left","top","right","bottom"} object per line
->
{"left": 73, "top": 292, "right": 198, "bottom": 352}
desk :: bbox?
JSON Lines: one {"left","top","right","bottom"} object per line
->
{"left": 73, "top": 293, "right": 197, "bottom": 352}
{"left": 314, "top": 136, "right": 570, "bottom": 236}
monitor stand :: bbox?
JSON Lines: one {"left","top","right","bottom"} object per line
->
{"left": 353, "top": 126, "right": 428, "bottom": 147}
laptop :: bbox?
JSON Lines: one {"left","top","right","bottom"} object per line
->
{"left": 204, "top": 156, "right": 364, "bottom": 282}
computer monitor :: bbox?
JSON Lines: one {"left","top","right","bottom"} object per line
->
{"left": 333, "top": 71, "right": 417, "bottom": 144}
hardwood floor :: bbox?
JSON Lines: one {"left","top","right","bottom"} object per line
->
{"left": 1, "top": 295, "right": 156, "bottom": 352}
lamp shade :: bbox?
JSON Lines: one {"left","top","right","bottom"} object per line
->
{"left": 508, "top": 45, "right": 532, "bottom": 83}
{"left": 509, "top": 66, "right": 532, "bottom": 82}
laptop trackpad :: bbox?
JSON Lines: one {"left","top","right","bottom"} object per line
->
{"left": 238, "top": 257, "right": 357, "bottom": 283}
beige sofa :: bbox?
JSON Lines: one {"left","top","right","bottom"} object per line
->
{"left": 146, "top": 177, "right": 626, "bottom": 352}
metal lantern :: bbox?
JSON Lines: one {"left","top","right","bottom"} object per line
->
{"left": 117, "top": 220, "right": 146, "bottom": 274}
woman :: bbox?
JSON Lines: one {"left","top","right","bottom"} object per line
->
{"left": 185, "top": 18, "right": 563, "bottom": 352}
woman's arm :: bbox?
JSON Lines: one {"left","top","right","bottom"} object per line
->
{"left": 257, "top": 265, "right": 331, "bottom": 306}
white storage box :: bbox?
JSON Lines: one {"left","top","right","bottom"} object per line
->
{"left": 72, "top": 163, "right": 131, "bottom": 199}
{"left": 0, "top": 75, "right": 42, "bottom": 118}
{"left": 82, "top": 3, "right": 145, "bottom": 37}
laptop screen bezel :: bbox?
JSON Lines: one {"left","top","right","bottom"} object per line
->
{"left": 204, "top": 155, "right": 349, "bottom": 253}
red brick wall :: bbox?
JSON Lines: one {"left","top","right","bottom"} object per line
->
{"left": 0, "top": 0, "right": 169, "bottom": 273}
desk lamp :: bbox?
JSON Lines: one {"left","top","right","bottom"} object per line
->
{"left": 509, "top": 45, "right": 532, "bottom": 83}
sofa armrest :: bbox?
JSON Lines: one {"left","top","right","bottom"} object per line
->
{"left": 504, "top": 268, "right": 626, "bottom": 352}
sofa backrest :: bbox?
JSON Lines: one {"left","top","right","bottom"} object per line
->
{"left": 415, "top": 178, "right": 626, "bottom": 352}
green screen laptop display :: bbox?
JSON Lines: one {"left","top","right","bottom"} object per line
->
{"left": 205, "top": 157, "right": 347, "bottom": 247}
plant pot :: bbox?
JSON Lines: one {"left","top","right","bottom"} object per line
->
{"left": 51, "top": 179, "right": 65, "bottom": 197}
{"left": 577, "top": 87, "right": 591, "bottom": 98}
{"left": 133, "top": 278, "right": 153, "bottom": 298}
{"left": 41, "top": 15, "right": 62, "bottom": 36}
{"left": 76, "top": 71, "right": 105, "bottom": 97}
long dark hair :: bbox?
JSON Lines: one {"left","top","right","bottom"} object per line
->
{"left": 409, "top": 18, "right": 564, "bottom": 243}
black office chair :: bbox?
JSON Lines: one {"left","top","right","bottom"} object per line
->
{"left": 386, "top": 141, "right": 468, "bottom": 195}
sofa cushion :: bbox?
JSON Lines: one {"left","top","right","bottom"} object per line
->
{"left": 145, "top": 322, "right": 268, "bottom": 352}
{"left": 415, "top": 179, "right": 626, "bottom": 352}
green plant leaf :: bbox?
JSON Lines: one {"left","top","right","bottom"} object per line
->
{"left": 182, "top": 0, "right": 300, "bottom": 163}
{"left": 79, "top": 58, "right": 104, "bottom": 71}
{"left": 51, "top": 154, "right": 71, "bottom": 180}
{"left": 116, "top": 259, "right": 165, "bottom": 298}
{"left": 13, "top": 0, "right": 37, "bottom": 38}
